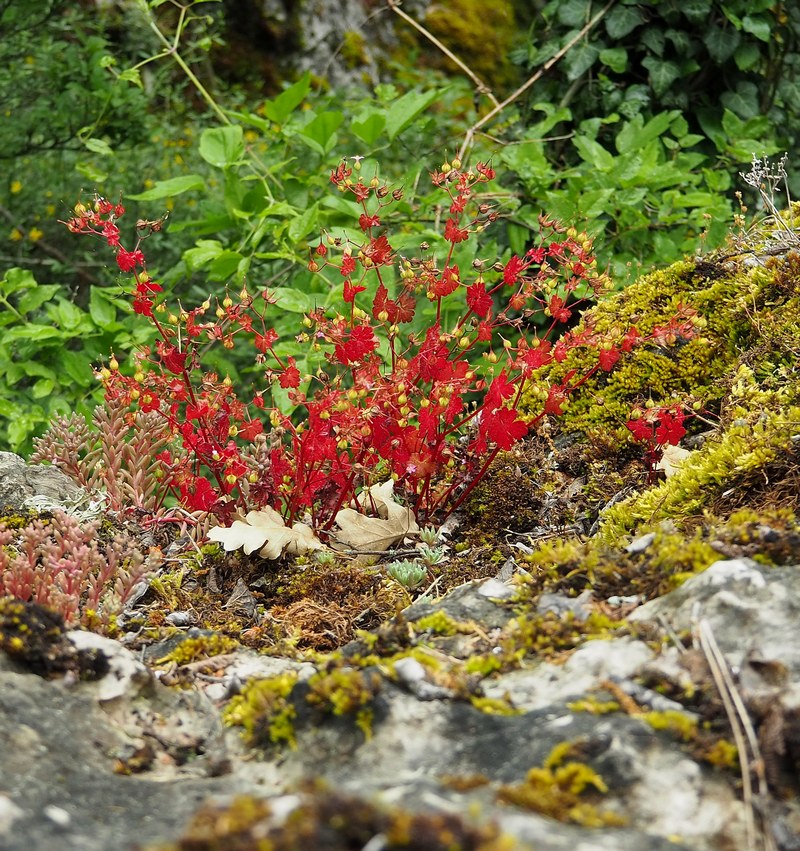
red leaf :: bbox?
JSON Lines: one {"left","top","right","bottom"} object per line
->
{"left": 598, "top": 347, "right": 620, "bottom": 372}
{"left": 466, "top": 282, "right": 493, "bottom": 318}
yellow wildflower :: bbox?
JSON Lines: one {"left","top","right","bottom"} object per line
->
{"left": 29, "top": 228, "right": 44, "bottom": 242}
{"left": 9, "top": 228, "right": 23, "bottom": 241}
{"left": 10, "top": 181, "right": 22, "bottom": 194}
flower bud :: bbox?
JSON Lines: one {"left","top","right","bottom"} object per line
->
{"left": 451, "top": 157, "right": 461, "bottom": 169}
{"left": 109, "top": 356, "right": 119, "bottom": 371}
{"left": 308, "top": 260, "right": 320, "bottom": 272}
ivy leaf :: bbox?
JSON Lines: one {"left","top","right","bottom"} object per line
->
{"left": 599, "top": 47, "right": 628, "bottom": 74}
{"left": 703, "top": 26, "right": 741, "bottom": 63}
{"left": 564, "top": 41, "right": 599, "bottom": 81}
{"left": 642, "top": 57, "right": 681, "bottom": 97}
{"left": 605, "top": 5, "right": 644, "bottom": 38}
{"left": 742, "top": 15, "right": 770, "bottom": 42}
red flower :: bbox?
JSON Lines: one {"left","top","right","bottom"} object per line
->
{"left": 102, "top": 221, "right": 121, "bottom": 247}
{"left": 157, "top": 342, "right": 188, "bottom": 375}
{"left": 180, "top": 475, "right": 217, "bottom": 512}
{"left": 526, "top": 246, "right": 546, "bottom": 263}
{"left": 548, "top": 294, "right": 572, "bottom": 323}
{"left": 655, "top": 409, "right": 686, "bottom": 446}
{"left": 341, "top": 255, "right": 357, "bottom": 277}
{"left": 255, "top": 329, "right": 278, "bottom": 352}
{"left": 372, "top": 283, "right": 415, "bottom": 324}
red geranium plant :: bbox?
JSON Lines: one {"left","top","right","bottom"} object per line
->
{"left": 59, "top": 158, "right": 689, "bottom": 539}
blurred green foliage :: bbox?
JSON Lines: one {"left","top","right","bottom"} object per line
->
{"left": 1, "top": 0, "right": 798, "bottom": 453}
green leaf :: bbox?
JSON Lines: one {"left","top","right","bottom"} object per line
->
{"left": 262, "top": 73, "right": 311, "bottom": 124}
{"left": 54, "top": 299, "right": 83, "bottom": 330}
{"left": 1, "top": 267, "right": 37, "bottom": 296}
{"left": 83, "top": 137, "right": 114, "bottom": 157}
{"left": 31, "top": 378, "right": 56, "bottom": 399}
{"left": 641, "top": 27, "right": 665, "bottom": 57}
{"left": 351, "top": 112, "right": 386, "bottom": 146}
{"left": 60, "top": 350, "right": 92, "bottom": 385}
{"left": 641, "top": 57, "right": 681, "bottom": 97}
{"left": 605, "top": 5, "right": 644, "bottom": 38}
{"left": 2, "top": 325, "right": 63, "bottom": 342}
{"left": 599, "top": 47, "right": 628, "bottom": 74}
{"left": 556, "top": 0, "right": 591, "bottom": 27}
{"left": 742, "top": 15, "right": 770, "bottom": 42}
{"left": 183, "top": 239, "right": 223, "bottom": 271}
{"left": 271, "top": 287, "right": 318, "bottom": 313}
{"left": 721, "top": 82, "right": 759, "bottom": 119}
{"left": 573, "top": 135, "right": 614, "bottom": 171}
{"left": 23, "top": 362, "right": 56, "bottom": 380}
{"left": 118, "top": 68, "right": 143, "bottom": 88}
{"left": 681, "top": 0, "right": 711, "bottom": 24}
{"left": 75, "top": 161, "right": 109, "bottom": 182}
{"left": 703, "top": 26, "right": 741, "bottom": 63}
{"left": 564, "top": 42, "right": 599, "bottom": 81}
{"left": 287, "top": 202, "right": 319, "bottom": 243}
{"left": 296, "top": 110, "right": 344, "bottom": 155}
{"left": 199, "top": 125, "right": 244, "bottom": 168}
{"left": 128, "top": 174, "right": 204, "bottom": 201}
{"left": 89, "top": 287, "right": 117, "bottom": 328}
{"left": 734, "top": 43, "right": 761, "bottom": 71}
{"left": 616, "top": 111, "right": 679, "bottom": 154}
{"left": 208, "top": 250, "right": 245, "bottom": 282}
{"left": 385, "top": 89, "right": 441, "bottom": 140}
{"left": 17, "top": 284, "right": 60, "bottom": 315}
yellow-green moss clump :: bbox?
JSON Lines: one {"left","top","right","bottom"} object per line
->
{"left": 423, "top": 0, "right": 519, "bottom": 91}
{"left": 497, "top": 741, "right": 626, "bottom": 827}
{"left": 224, "top": 665, "right": 383, "bottom": 749}
{"left": 0, "top": 597, "right": 108, "bottom": 679}
{"left": 306, "top": 667, "right": 382, "bottom": 741}
{"left": 223, "top": 671, "right": 300, "bottom": 749}
{"left": 145, "top": 785, "right": 507, "bottom": 851}
{"left": 156, "top": 632, "right": 239, "bottom": 666}
{"left": 600, "top": 360, "right": 800, "bottom": 540}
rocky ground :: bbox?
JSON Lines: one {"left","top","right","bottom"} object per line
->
{"left": 3, "top": 215, "right": 800, "bottom": 850}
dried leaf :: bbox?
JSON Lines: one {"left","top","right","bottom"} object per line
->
{"left": 207, "top": 507, "right": 323, "bottom": 560}
{"left": 333, "top": 480, "right": 419, "bottom": 552}
{"left": 656, "top": 444, "right": 692, "bottom": 478}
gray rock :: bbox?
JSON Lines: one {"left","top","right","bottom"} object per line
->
{"left": 0, "top": 451, "right": 83, "bottom": 509}
{"left": 9, "top": 552, "right": 800, "bottom": 849}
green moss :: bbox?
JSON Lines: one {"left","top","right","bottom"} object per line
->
{"left": 640, "top": 709, "right": 698, "bottom": 742}
{"left": 0, "top": 597, "right": 107, "bottom": 679}
{"left": 340, "top": 30, "right": 368, "bottom": 69}
{"left": 521, "top": 524, "right": 719, "bottom": 600}
{"left": 306, "top": 667, "right": 382, "bottom": 741}
{"left": 497, "top": 741, "right": 626, "bottom": 827}
{"left": 567, "top": 697, "right": 622, "bottom": 715}
{"left": 414, "top": 610, "right": 467, "bottom": 636}
{"left": 148, "top": 784, "right": 506, "bottom": 850}
{"left": 156, "top": 632, "right": 239, "bottom": 666}
{"left": 423, "top": 0, "right": 519, "bottom": 91}
{"left": 223, "top": 671, "right": 299, "bottom": 749}
{"left": 701, "top": 738, "right": 739, "bottom": 769}
{"left": 470, "top": 695, "right": 520, "bottom": 716}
